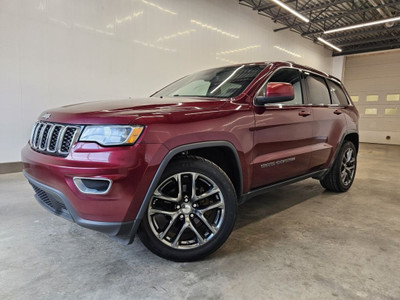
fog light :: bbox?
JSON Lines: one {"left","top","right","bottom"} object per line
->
{"left": 73, "top": 177, "right": 112, "bottom": 194}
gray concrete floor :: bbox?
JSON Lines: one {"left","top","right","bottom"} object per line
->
{"left": 0, "top": 143, "right": 399, "bottom": 300}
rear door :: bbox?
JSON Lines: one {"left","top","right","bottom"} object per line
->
{"left": 251, "top": 68, "right": 314, "bottom": 189}
{"left": 304, "top": 73, "right": 347, "bottom": 170}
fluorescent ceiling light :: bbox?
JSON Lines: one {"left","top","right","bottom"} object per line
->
{"left": 324, "top": 16, "right": 400, "bottom": 34}
{"left": 270, "top": 0, "right": 309, "bottom": 23}
{"left": 317, "top": 37, "right": 342, "bottom": 52}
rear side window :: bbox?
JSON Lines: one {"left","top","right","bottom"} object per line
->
{"left": 327, "top": 80, "right": 349, "bottom": 106}
{"left": 305, "top": 75, "right": 331, "bottom": 105}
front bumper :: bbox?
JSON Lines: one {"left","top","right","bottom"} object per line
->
{"left": 25, "top": 172, "right": 133, "bottom": 238}
{"left": 22, "top": 141, "right": 168, "bottom": 242}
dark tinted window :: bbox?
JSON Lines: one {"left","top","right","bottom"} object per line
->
{"left": 306, "top": 75, "right": 331, "bottom": 105}
{"left": 152, "top": 65, "right": 265, "bottom": 98}
{"left": 327, "top": 80, "right": 349, "bottom": 106}
{"left": 258, "top": 68, "right": 303, "bottom": 105}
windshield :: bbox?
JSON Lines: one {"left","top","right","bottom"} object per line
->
{"left": 152, "top": 64, "right": 266, "bottom": 99}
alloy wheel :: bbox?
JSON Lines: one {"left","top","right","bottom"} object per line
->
{"left": 147, "top": 172, "right": 225, "bottom": 250}
{"left": 340, "top": 148, "right": 356, "bottom": 186}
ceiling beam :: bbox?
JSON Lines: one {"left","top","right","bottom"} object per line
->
{"left": 253, "top": 0, "right": 297, "bottom": 11}
{"left": 338, "top": 35, "right": 400, "bottom": 47}
{"left": 274, "top": 1, "right": 400, "bottom": 32}
{"left": 325, "top": 24, "right": 400, "bottom": 40}
{"left": 240, "top": 0, "right": 400, "bottom": 56}
{"left": 333, "top": 42, "right": 400, "bottom": 56}
{"left": 272, "top": 0, "right": 353, "bottom": 22}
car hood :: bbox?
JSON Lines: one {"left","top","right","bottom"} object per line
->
{"left": 39, "top": 97, "right": 228, "bottom": 125}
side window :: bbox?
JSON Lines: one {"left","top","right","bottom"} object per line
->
{"left": 257, "top": 68, "right": 303, "bottom": 105}
{"left": 327, "top": 80, "right": 349, "bottom": 106}
{"left": 305, "top": 75, "right": 331, "bottom": 105}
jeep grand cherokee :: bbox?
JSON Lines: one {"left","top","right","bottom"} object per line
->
{"left": 22, "top": 61, "right": 359, "bottom": 261}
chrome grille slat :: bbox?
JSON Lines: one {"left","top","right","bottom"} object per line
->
{"left": 37, "top": 125, "right": 47, "bottom": 149}
{"left": 45, "top": 125, "right": 56, "bottom": 152}
{"left": 30, "top": 122, "right": 39, "bottom": 145}
{"left": 55, "top": 126, "right": 67, "bottom": 154}
{"left": 29, "top": 121, "right": 81, "bottom": 156}
{"left": 34, "top": 123, "right": 44, "bottom": 148}
{"left": 39, "top": 124, "right": 52, "bottom": 150}
{"left": 48, "top": 125, "right": 62, "bottom": 152}
{"left": 60, "top": 127, "right": 78, "bottom": 154}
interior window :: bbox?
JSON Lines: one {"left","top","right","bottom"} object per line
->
{"left": 171, "top": 80, "right": 210, "bottom": 96}
{"left": 152, "top": 65, "right": 266, "bottom": 98}
{"left": 258, "top": 68, "right": 303, "bottom": 105}
{"left": 306, "top": 75, "right": 331, "bottom": 105}
{"left": 327, "top": 80, "right": 349, "bottom": 106}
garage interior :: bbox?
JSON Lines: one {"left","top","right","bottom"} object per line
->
{"left": 1, "top": 0, "right": 400, "bottom": 299}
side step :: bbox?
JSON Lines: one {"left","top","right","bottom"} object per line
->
{"left": 239, "top": 169, "right": 327, "bottom": 204}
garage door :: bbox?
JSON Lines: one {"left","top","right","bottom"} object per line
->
{"left": 343, "top": 50, "right": 400, "bottom": 145}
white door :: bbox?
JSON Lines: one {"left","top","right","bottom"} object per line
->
{"left": 343, "top": 50, "right": 400, "bottom": 145}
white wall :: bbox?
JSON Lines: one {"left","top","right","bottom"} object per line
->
{"left": 0, "top": 0, "right": 333, "bottom": 163}
{"left": 331, "top": 56, "right": 345, "bottom": 81}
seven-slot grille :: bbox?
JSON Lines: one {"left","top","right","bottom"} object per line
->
{"left": 30, "top": 121, "right": 82, "bottom": 156}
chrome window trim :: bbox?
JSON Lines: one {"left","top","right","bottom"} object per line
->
{"left": 253, "top": 66, "right": 305, "bottom": 107}
{"left": 326, "top": 78, "right": 352, "bottom": 106}
{"left": 253, "top": 65, "right": 351, "bottom": 108}
{"left": 305, "top": 73, "right": 332, "bottom": 106}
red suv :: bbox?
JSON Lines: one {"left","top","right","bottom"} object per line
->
{"left": 22, "top": 62, "right": 359, "bottom": 261}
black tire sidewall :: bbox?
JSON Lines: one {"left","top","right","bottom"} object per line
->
{"left": 335, "top": 141, "right": 357, "bottom": 191}
{"left": 138, "top": 157, "right": 237, "bottom": 262}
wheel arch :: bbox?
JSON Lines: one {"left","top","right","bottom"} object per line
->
{"left": 343, "top": 132, "right": 359, "bottom": 153}
{"left": 173, "top": 146, "right": 242, "bottom": 198}
{"left": 127, "top": 141, "right": 243, "bottom": 243}
{"left": 325, "top": 130, "right": 359, "bottom": 175}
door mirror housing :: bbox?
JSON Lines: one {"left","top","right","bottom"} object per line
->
{"left": 255, "top": 82, "right": 295, "bottom": 106}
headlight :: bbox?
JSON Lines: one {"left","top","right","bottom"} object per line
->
{"left": 79, "top": 125, "right": 144, "bottom": 146}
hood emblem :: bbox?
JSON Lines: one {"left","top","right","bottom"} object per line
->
{"left": 42, "top": 113, "right": 51, "bottom": 120}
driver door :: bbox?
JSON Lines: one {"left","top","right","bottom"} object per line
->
{"left": 251, "top": 68, "right": 314, "bottom": 189}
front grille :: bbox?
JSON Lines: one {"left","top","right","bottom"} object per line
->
{"left": 30, "top": 183, "right": 73, "bottom": 221}
{"left": 30, "top": 122, "right": 82, "bottom": 156}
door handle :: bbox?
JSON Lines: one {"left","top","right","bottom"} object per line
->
{"left": 334, "top": 109, "right": 342, "bottom": 115}
{"left": 298, "top": 111, "right": 311, "bottom": 117}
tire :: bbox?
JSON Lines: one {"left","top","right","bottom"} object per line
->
{"left": 320, "top": 141, "right": 357, "bottom": 192}
{"left": 138, "top": 156, "right": 237, "bottom": 262}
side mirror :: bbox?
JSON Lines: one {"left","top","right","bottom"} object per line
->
{"left": 255, "top": 82, "right": 295, "bottom": 106}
